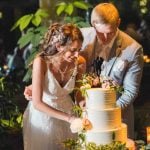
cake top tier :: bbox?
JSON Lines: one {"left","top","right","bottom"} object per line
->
{"left": 86, "top": 88, "right": 117, "bottom": 109}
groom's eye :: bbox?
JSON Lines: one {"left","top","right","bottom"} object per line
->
{"left": 70, "top": 47, "right": 81, "bottom": 52}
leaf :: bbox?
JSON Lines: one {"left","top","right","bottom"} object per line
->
{"left": 73, "top": 1, "right": 89, "bottom": 10}
{"left": 65, "top": 3, "right": 74, "bottom": 16}
{"left": 11, "top": 20, "right": 20, "bottom": 31}
{"left": 11, "top": 9, "right": 48, "bottom": 31}
{"left": 23, "top": 68, "right": 32, "bottom": 82}
{"left": 72, "top": 105, "right": 82, "bottom": 117}
{"left": 56, "top": 2, "right": 66, "bottom": 16}
{"left": 26, "top": 27, "right": 34, "bottom": 32}
{"left": 1, "top": 119, "right": 14, "bottom": 128}
{"left": 31, "top": 15, "right": 42, "bottom": 27}
{"left": 19, "top": 14, "right": 34, "bottom": 31}
{"left": 35, "top": 26, "right": 48, "bottom": 33}
{"left": 25, "top": 48, "right": 39, "bottom": 68}
{"left": 76, "top": 21, "right": 90, "bottom": 28}
{"left": 17, "top": 32, "right": 34, "bottom": 48}
{"left": 31, "top": 33, "right": 42, "bottom": 47}
{"left": 35, "top": 9, "right": 49, "bottom": 18}
{"left": 16, "top": 114, "right": 23, "bottom": 124}
{"left": 64, "top": 16, "right": 72, "bottom": 23}
{"left": 11, "top": 14, "right": 31, "bottom": 31}
{"left": 72, "top": 16, "right": 84, "bottom": 22}
{"left": 65, "top": 16, "right": 90, "bottom": 27}
{"left": 0, "top": 77, "right": 5, "bottom": 91}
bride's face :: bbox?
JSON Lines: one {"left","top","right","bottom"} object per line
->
{"left": 61, "top": 40, "right": 82, "bottom": 62}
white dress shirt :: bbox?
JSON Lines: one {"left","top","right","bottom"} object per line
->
{"left": 95, "top": 29, "right": 119, "bottom": 61}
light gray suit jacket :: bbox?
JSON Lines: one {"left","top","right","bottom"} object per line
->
{"left": 80, "top": 27, "right": 144, "bottom": 139}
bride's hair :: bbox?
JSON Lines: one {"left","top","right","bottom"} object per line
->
{"left": 39, "top": 23, "right": 83, "bottom": 56}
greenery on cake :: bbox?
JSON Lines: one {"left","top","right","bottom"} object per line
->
{"left": 63, "top": 130, "right": 128, "bottom": 150}
{"left": 63, "top": 136, "right": 128, "bottom": 150}
{"left": 85, "top": 141, "right": 127, "bottom": 150}
{"left": 76, "top": 73, "right": 124, "bottom": 97}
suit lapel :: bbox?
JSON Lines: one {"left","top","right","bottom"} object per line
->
{"left": 105, "top": 31, "right": 123, "bottom": 76}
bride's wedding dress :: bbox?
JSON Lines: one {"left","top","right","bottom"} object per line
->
{"left": 23, "top": 67, "right": 77, "bottom": 150}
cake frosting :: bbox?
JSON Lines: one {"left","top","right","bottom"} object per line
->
{"left": 86, "top": 107, "right": 121, "bottom": 130}
{"left": 86, "top": 123, "right": 127, "bottom": 145}
{"left": 86, "top": 88, "right": 116, "bottom": 109}
{"left": 85, "top": 88, "right": 127, "bottom": 145}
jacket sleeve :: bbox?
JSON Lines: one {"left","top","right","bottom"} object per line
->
{"left": 116, "top": 46, "right": 144, "bottom": 109}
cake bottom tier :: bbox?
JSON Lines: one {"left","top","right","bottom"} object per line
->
{"left": 85, "top": 123, "right": 127, "bottom": 145}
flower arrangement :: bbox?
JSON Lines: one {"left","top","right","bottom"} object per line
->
{"left": 69, "top": 105, "right": 92, "bottom": 133}
{"left": 70, "top": 118, "right": 92, "bottom": 133}
{"left": 77, "top": 73, "right": 123, "bottom": 97}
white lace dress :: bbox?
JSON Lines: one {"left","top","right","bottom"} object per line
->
{"left": 23, "top": 67, "right": 77, "bottom": 150}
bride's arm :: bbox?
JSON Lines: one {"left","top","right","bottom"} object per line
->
{"left": 32, "top": 57, "right": 73, "bottom": 123}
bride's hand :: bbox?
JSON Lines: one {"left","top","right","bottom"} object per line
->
{"left": 24, "top": 85, "right": 32, "bottom": 101}
{"left": 79, "top": 100, "right": 86, "bottom": 110}
{"left": 68, "top": 115, "right": 76, "bottom": 123}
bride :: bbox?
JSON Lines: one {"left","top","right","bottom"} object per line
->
{"left": 23, "top": 23, "right": 86, "bottom": 150}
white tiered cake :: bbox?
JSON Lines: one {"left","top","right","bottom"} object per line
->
{"left": 85, "top": 88, "right": 127, "bottom": 145}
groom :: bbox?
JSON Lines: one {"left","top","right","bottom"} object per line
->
{"left": 24, "top": 3, "right": 143, "bottom": 139}
{"left": 79, "top": 3, "right": 143, "bottom": 139}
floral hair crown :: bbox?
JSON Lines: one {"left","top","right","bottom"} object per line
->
{"left": 50, "top": 27, "right": 69, "bottom": 45}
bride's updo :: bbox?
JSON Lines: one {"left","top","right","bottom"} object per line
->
{"left": 39, "top": 23, "right": 83, "bottom": 56}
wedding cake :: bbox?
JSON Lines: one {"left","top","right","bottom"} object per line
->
{"left": 85, "top": 88, "right": 127, "bottom": 145}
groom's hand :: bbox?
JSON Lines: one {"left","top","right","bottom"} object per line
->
{"left": 24, "top": 85, "right": 32, "bottom": 101}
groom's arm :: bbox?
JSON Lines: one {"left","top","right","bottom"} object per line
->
{"left": 116, "top": 46, "right": 144, "bottom": 109}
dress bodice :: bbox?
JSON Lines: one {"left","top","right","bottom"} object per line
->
{"left": 42, "top": 65, "right": 77, "bottom": 105}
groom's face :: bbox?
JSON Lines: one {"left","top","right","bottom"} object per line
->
{"left": 93, "top": 23, "right": 117, "bottom": 45}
